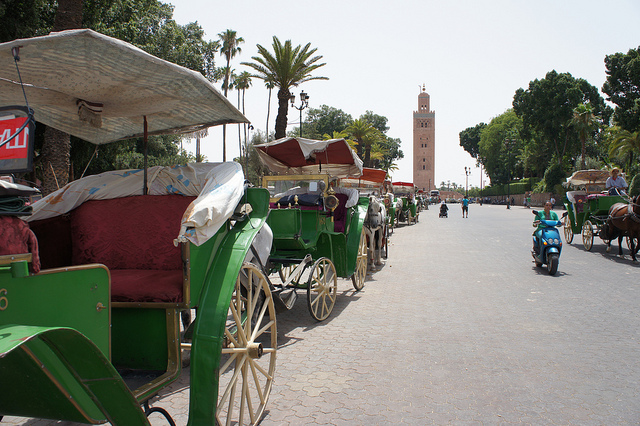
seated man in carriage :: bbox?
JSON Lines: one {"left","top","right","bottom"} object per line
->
{"left": 606, "top": 168, "right": 628, "bottom": 196}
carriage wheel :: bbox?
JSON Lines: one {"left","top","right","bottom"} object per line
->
{"left": 218, "top": 263, "right": 277, "bottom": 426}
{"left": 563, "top": 215, "right": 573, "bottom": 244}
{"left": 351, "top": 229, "right": 367, "bottom": 291}
{"left": 582, "top": 220, "right": 594, "bottom": 251}
{"left": 306, "top": 257, "right": 338, "bottom": 321}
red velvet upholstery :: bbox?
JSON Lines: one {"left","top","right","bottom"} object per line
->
{"left": 70, "top": 195, "right": 195, "bottom": 271}
{"left": 0, "top": 215, "right": 40, "bottom": 273}
{"left": 333, "top": 194, "right": 349, "bottom": 233}
{"left": 29, "top": 215, "right": 72, "bottom": 270}
{"left": 110, "top": 269, "right": 184, "bottom": 303}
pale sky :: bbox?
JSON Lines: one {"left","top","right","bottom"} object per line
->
{"left": 169, "top": 0, "right": 640, "bottom": 188}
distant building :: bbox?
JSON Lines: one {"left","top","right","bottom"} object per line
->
{"left": 413, "top": 85, "right": 435, "bottom": 191}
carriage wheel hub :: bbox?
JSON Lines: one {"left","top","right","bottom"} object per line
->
{"left": 247, "top": 342, "right": 264, "bottom": 359}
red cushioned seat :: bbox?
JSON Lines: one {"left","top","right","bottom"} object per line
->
{"left": 110, "top": 269, "right": 184, "bottom": 303}
{"left": 69, "top": 195, "right": 195, "bottom": 304}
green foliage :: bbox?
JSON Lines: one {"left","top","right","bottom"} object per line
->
{"left": 241, "top": 36, "right": 328, "bottom": 139}
{"left": 629, "top": 174, "right": 640, "bottom": 196}
{"left": 602, "top": 46, "right": 640, "bottom": 132}
{"left": 302, "top": 105, "right": 353, "bottom": 139}
{"left": 513, "top": 70, "right": 611, "bottom": 165}
{"left": 542, "top": 162, "right": 566, "bottom": 193}
{"left": 459, "top": 123, "right": 486, "bottom": 159}
{"left": 478, "top": 110, "right": 524, "bottom": 184}
{"left": 0, "top": 0, "right": 55, "bottom": 42}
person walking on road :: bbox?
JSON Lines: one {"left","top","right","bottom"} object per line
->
{"left": 462, "top": 196, "right": 469, "bottom": 218}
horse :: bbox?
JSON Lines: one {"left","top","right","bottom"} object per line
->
{"left": 602, "top": 194, "right": 640, "bottom": 262}
{"left": 364, "top": 195, "right": 387, "bottom": 266}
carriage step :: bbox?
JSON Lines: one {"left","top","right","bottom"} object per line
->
{"left": 274, "top": 289, "right": 297, "bottom": 312}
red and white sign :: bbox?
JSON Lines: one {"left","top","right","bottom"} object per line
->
{"left": 0, "top": 115, "right": 34, "bottom": 173}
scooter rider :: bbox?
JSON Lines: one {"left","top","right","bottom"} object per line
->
{"left": 533, "top": 201, "right": 559, "bottom": 253}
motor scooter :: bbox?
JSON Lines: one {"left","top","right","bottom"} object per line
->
{"left": 531, "top": 210, "right": 563, "bottom": 275}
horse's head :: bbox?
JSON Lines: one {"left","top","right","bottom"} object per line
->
{"left": 367, "top": 196, "right": 384, "bottom": 228}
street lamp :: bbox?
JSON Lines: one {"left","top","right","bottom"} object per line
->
{"left": 290, "top": 90, "right": 309, "bottom": 137}
{"left": 464, "top": 166, "right": 470, "bottom": 197}
{"left": 504, "top": 138, "right": 516, "bottom": 209}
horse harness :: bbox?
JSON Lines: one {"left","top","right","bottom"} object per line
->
{"left": 609, "top": 198, "right": 640, "bottom": 224}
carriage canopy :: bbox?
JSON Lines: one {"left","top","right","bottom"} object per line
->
{"left": 255, "top": 137, "right": 363, "bottom": 177}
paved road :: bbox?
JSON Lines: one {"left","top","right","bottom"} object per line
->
{"left": 5, "top": 204, "right": 640, "bottom": 425}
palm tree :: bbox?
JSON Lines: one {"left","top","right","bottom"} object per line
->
{"left": 570, "top": 103, "right": 598, "bottom": 169}
{"left": 609, "top": 129, "right": 640, "bottom": 173}
{"left": 234, "top": 71, "right": 252, "bottom": 164}
{"left": 218, "top": 29, "right": 244, "bottom": 161}
{"left": 242, "top": 36, "right": 328, "bottom": 139}
{"left": 346, "top": 119, "right": 381, "bottom": 167}
{"left": 264, "top": 76, "right": 275, "bottom": 142}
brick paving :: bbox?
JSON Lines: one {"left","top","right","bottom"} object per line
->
{"left": 4, "top": 204, "right": 640, "bottom": 425}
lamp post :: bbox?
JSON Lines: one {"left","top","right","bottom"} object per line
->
{"left": 290, "top": 90, "right": 309, "bottom": 137}
{"left": 504, "top": 138, "right": 516, "bottom": 209}
{"left": 464, "top": 166, "right": 470, "bottom": 197}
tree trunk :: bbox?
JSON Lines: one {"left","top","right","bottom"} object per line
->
{"left": 581, "top": 135, "right": 586, "bottom": 169}
{"left": 266, "top": 88, "right": 272, "bottom": 142}
{"left": 364, "top": 144, "right": 371, "bottom": 168}
{"left": 41, "top": 0, "right": 82, "bottom": 195}
{"left": 52, "top": 0, "right": 83, "bottom": 31}
{"left": 274, "top": 88, "right": 290, "bottom": 139}
{"left": 42, "top": 127, "right": 70, "bottom": 195}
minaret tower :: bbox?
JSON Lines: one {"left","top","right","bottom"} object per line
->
{"left": 413, "top": 85, "right": 435, "bottom": 191}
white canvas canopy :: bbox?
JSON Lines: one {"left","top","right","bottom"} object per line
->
{"left": 255, "top": 137, "right": 363, "bottom": 178}
{"left": 563, "top": 170, "right": 611, "bottom": 187}
{"left": 0, "top": 29, "right": 247, "bottom": 144}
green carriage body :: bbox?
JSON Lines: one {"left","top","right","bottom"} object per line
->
{"left": 263, "top": 174, "right": 368, "bottom": 279}
{"left": 562, "top": 170, "right": 627, "bottom": 250}
{"left": 0, "top": 185, "right": 272, "bottom": 425}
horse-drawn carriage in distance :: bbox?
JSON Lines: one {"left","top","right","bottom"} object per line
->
{"left": 1, "top": 29, "right": 276, "bottom": 425}
{"left": 562, "top": 169, "right": 639, "bottom": 261}
{"left": 255, "top": 137, "right": 369, "bottom": 321}
{"left": 340, "top": 167, "right": 390, "bottom": 266}
{"left": 390, "top": 181, "right": 418, "bottom": 226}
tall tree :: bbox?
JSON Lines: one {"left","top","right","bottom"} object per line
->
{"left": 346, "top": 119, "right": 382, "bottom": 167}
{"left": 513, "top": 70, "right": 610, "bottom": 166}
{"left": 242, "top": 36, "right": 328, "bottom": 139}
{"left": 217, "top": 29, "right": 244, "bottom": 161}
{"left": 602, "top": 46, "right": 640, "bottom": 132}
{"left": 234, "top": 71, "right": 252, "bottom": 164}
{"left": 609, "top": 129, "right": 640, "bottom": 174}
{"left": 264, "top": 76, "right": 275, "bottom": 142}
{"left": 303, "top": 105, "right": 353, "bottom": 139}
{"left": 459, "top": 123, "right": 487, "bottom": 159}
{"left": 570, "top": 103, "right": 599, "bottom": 169}
{"left": 360, "top": 110, "right": 389, "bottom": 134}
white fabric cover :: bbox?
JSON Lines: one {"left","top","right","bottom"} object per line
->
{"left": 27, "top": 162, "right": 245, "bottom": 246}
{"left": 0, "top": 29, "right": 247, "bottom": 144}
{"left": 333, "top": 186, "right": 360, "bottom": 208}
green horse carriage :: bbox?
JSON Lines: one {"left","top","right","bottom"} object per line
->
{"left": 0, "top": 30, "right": 276, "bottom": 425}
{"left": 390, "top": 181, "right": 418, "bottom": 226}
{"left": 255, "top": 137, "right": 369, "bottom": 321}
{"left": 562, "top": 170, "right": 627, "bottom": 251}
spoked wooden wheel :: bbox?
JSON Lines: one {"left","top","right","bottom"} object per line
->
{"left": 218, "top": 263, "right": 277, "bottom": 426}
{"left": 306, "top": 257, "right": 337, "bottom": 321}
{"left": 351, "top": 229, "right": 367, "bottom": 291}
{"left": 582, "top": 220, "right": 594, "bottom": 251}
{"left": 563, "top": 215, "right": 573, "bottom": 244}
